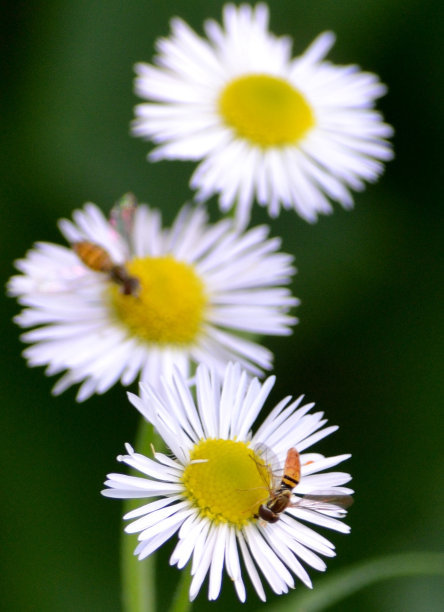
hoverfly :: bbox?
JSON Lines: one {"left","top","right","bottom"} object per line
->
{"left": 72, "top": 241, "right": 140, "bottom": 296}
{"left": 255, "top": 447, "right": 353, "bottom": 524}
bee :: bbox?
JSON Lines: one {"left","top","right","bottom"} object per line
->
{"left": 255, "top": 447, "right": 353, "bottom": 523}
{"left": 72, "top": 241, "right": 140, "bottom": 296}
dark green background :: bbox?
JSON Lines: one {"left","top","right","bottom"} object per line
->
{"left": 1, "top": 1, "right": 442, "bottom": 610}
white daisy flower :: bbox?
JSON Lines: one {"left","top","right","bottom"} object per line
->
{"left": 7, "top": 196, "right": 297, "bottom": 401}
{"left": 133, "top": 3, "right": 394, "bottom": 227}
{"left": 102, "top": 362, "right": 353, "bottom": 601}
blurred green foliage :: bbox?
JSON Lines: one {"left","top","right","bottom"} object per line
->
{"left": 1, "top": 1, "right": 443, "bottom": 610}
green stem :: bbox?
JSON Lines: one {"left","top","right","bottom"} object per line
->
{"left": 121, "top": 419, "right": 165, "bottom": 612}
{"left": 262, "top": 551, "right": 444, "bottom": 612}
{"left": 169, "top": 566, "right": 193, "bottom": 612}
{"left": 121, "top": 525, "right": 155, "bottom": 612}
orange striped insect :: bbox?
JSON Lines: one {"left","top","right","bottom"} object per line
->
{"left": 256, "top": 447, "right": 352, "bottom": 523}
{"left": 73, "top": 241, "right": 140, "bottom": 296}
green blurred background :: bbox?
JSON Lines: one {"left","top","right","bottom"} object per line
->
{"left": 1, "top": 1, "right": 443, "bottom": 610}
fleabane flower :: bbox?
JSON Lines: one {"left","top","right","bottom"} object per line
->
{"left": 7, "top": 197, "right": 297, "bottom": 401}
{"left": 133, "top": 3, "right": 393, "bottom": 227}
{"left": 102, "top": 363, "right": 353, "bottom": 601}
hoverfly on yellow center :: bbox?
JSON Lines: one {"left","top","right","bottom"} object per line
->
{"left": 254, "top": 447, "right": 353, "bottom": 524}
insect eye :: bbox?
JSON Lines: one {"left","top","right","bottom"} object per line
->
{"left": 258, "top": 504, "right": 279, "bottom": 523}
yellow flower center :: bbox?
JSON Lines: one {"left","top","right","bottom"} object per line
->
{"left": 109, "top": 256, "right": 207, "bottom": 345}
{"left": 181, "top": 439, "right": 272, "bottom": 527}
{"left": 218, "top": 73, "right": 315, "bottom": 147}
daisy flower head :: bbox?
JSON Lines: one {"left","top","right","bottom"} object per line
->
{"left": 102, "top": 363, "right": 353, "bottom": 601}
{"left": 133, "top": 3, "right": 393, "bottom": 228}
{"left": 7, "top": 195, "right": 297, "bottom": 401}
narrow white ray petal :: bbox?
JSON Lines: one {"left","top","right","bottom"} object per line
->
{"left": 297, "top": 426, "right": 339, "bottom": 451}
{"left": 138, "top": 507, "right": 194, "bottom": 542}
{"left": 124, "top": 495, "right": 182, "bottom": 520}
{"left": 253, "top": 395, "right": 309, "bottom": 444}
{"left": 288, "top": 507, "right": 351, "bottom": 533}
{"left": 170, "top": 516, "right": 209, "bottom": 569}
{"left": 125, "top": 500, "right": 190, "bottom": 534}
{"left": 244, "top": 524, "right": 293, "bottom": 594}
{"left": 236, "top": 375, "right": 275, "bottom": 440}
{"left": 237, "top": 533, "right": 266, "bottom": 601}
{"left": 136, "top": 521, "right": 182, "bottom": 560}
{"left": 101, "top": 487, "right": 181, "bottom": 499}
{"left": 224, "top": 525, "right": 244, "bottom": 598}
{"left": 279, "top": 514, "right": 336, "bottom": 557}
{"left": 262, "top": 525, "right": 313, "bottom": 588}
{"left": 189, "top": 526, "right": 218, "bottom": 601}
{"left": 208, "top": 522, "right": 228, "bottom": 600}
{"left": 195, "top": 364, "right": 219, "bottom": 438}
{"left": 117, "top": 451, "right": 179, "bottom": 482}
{"left": 276, "top": 525, "right": 327, "bottom": 571}
{"left": 301, "top": 454, "right": 351, "bottom": 475}
{"left": 297, "top": 471, "right": 352, "bottom": 492}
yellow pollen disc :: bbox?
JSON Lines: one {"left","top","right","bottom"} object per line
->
{"left": 181, "top": 439, "right": 271, "bottom": 527}
{"left": 219, "top": 73, "right": 315, "bottom": 147}
{"left": 109, "top": 256, "right": 207, "bottom": 345}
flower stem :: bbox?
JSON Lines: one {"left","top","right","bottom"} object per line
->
{"left": 121, "top": 419, "right": 164, "bottom": 612}
{"left": 121, "top": 527, "right": 155, "bottom": 612}
{"left": 169, "top": 566, "right": 193, "bottom": 612}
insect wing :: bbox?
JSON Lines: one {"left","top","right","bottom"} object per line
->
{"left": 251, "top": 443, "right": 282, "bottom": 492}
{"left": 291, "top": 493, "right": 353, "bottom": 515}
{"left": 110, "top": 193, "right": 138, "bottom": 246}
